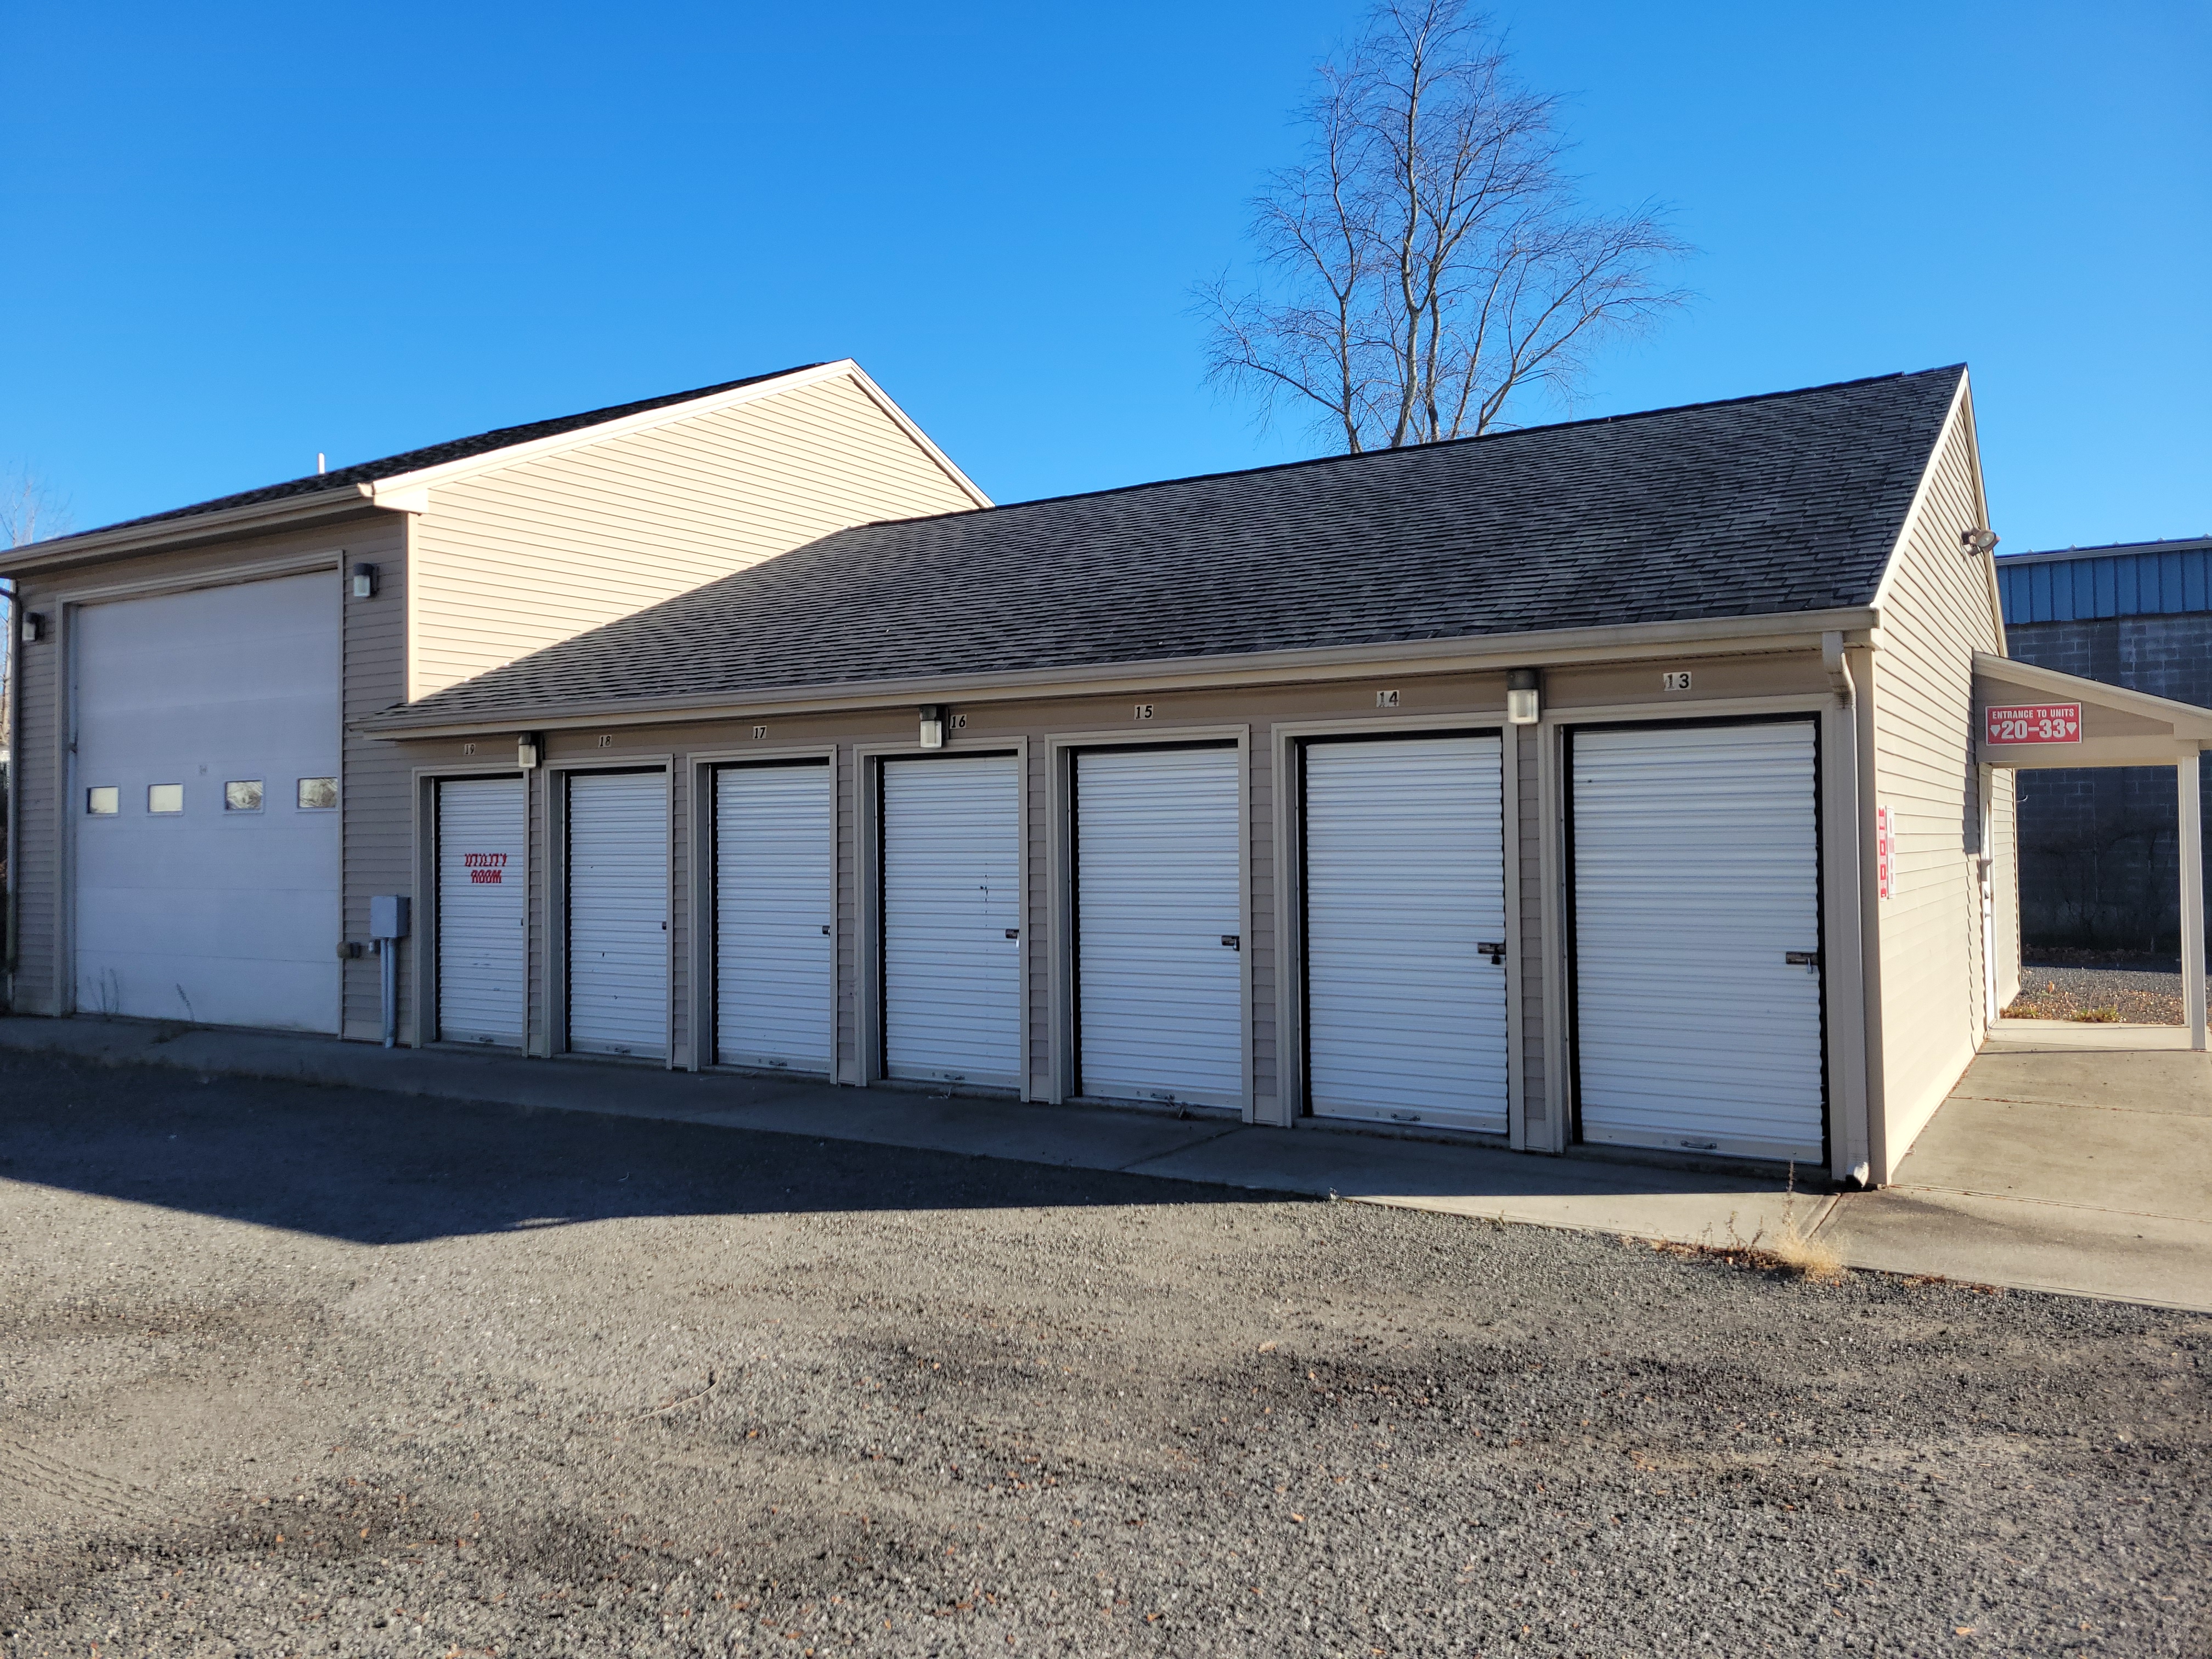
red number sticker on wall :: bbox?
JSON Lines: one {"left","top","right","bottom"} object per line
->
{"left": 1984, "top": 702, "right": 2081, "bottom": 746}
{"left": 1876, "top": 805, "right": 1892, "bottom": 900}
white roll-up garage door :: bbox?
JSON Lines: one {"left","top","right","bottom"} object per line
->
{"left": 438, "top": 776, "right": 527, "bottom": 1047}
{"left": 72, "top": 572, "right": 340, "bottom": 1032}
{"left": 1075, "top": 746, "right": 1243, "bottom": 1109}
{"left": 566, "top": 771, "right": 668, "bottom": 1059}
{"left": 881, "top": 754, "right": 1022, "bottom": 1088}
{"left": 715, "top": 763, "right": 833, "bottom": 1073}
{"left": 1570, "top": 720, "right": 1825, "bottom": 1163}
{"left": 1303, "top": 735, "right": 1509, "bottom": 1132}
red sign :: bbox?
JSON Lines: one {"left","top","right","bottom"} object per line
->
{"left": 463, "top": 851, "right": 509, "bottom": 885}
{"left": 1985, "top": 702, "right": 2081, "bottom": 746}
{"left": 1876, "top": 806, "right": 1892, "bottom": 900}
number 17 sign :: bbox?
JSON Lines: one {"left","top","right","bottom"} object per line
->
{"left": 1985, "top": 702, "right": 2081, "bottom": 746}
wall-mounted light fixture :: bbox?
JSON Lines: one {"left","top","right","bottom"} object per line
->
{"left": 19, "top": 610, "right": 46, "bottom": 644}
{"left": 516, "top": 732, "right": 541, "bottom": 770}
{"left": 918, "top": 704, "right": 947, "bottom": 749}
{"left": 1506, "top": 667, "right": 1541, "bottom": 725}
{"left": 351, "top": 562, "right": 379, "bottom": 599}
{"left": 1960, "top": 528, "right": 2000, "bottom": 558}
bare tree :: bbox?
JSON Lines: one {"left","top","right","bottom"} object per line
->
{"left": 1199, "top": 0, "right": 1689, "bottom": 453}
{"left": 0, "top": 466, "right": 72, "bottom": 549}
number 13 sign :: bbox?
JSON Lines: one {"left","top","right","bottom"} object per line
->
{"left": 1985, "top": 702, "right": 2081, "bottom": 746}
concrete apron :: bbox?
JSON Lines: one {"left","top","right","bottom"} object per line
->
{"left": 10, "top": 1015, "right": 2203, "bottom": 1312}
{"left": 1816, "top": 1025, "right": 2212, "bottom": 1313}
{"left": 0, "top": 1015, "right": 1826, "bottom": 1257}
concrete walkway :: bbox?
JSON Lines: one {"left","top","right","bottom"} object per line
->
{"left": 1816, "top": 1022, "right": 2211, "bottom": 1312}
{"left": 5, "top": 1014, "right": 2202, "bottom": 1311}
{"left": 0, "top": 1015, "right": 1825, "bottom": 1251}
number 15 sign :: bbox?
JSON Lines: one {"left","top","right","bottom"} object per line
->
{"left": 1985, "top": 702, "right": 2082, "bottom": 746}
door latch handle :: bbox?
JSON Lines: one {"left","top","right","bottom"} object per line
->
{"left": 1478, "top": 941, "right": 1506, "bottom": 966}
{"left": 1005, "top": 928, "right": 1020, "bottom": 940}
{"left": 1221, "top": 934, "right": 1240, "bottom": 950}
{"left": 1785, "top": 950, "right": 1821, "bottom": 972}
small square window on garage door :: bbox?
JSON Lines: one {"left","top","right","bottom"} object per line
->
{"left": 297, "top": 777, "right": 338, "bottom": 810}
{"left": 224, "top": 780, "right": 264, "bottom": 812}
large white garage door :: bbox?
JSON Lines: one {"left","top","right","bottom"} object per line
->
{"left": 1570, "top": 721, "right": 1825, "bottom": 1163}
{"left": 1075, "top": 746, "right": 1243, "bottom": 1108}
{"left": 1303, "top": 735, "right": 1509, "bottom": 1132}
{"left": 437, "top": 776, "right": 526, "bottom": 1047}
{"left": 881, "top": 754, "right": 1022, "bottom": 1088}
{"left": 566, "top": 771, "right": 667, "bottom": 1059}
{"left": 72, "top": 572, "right": 340, "bottom": 1032}
{"left": 715, "top": 762, "right": 833, "bottom": 1073}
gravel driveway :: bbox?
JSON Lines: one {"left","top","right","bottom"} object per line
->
{"left": 2004, "top": 962, "right": 2187, "bottom": 1025}
{"left": 2, "top": 1049, "right": 2205, "bottom": 1657}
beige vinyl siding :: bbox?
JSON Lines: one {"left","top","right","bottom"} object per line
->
{"left": 1516, "top": 723, "right": 1545, "bottom": 1131}
{"left": 409, "top": 374, "right": 979, "bottom": 701}
{"left": 1867, "top": 393, "right": 2002, "bottom": 1173}
{"left": 338, "top": 518, "right": 413, "bottom": 1040}
{"left": 10, "top": 575, "right": 62, "bottom": 1013}
{"left": 1247, "top": 735, "right": 1278, "bottom": 1118}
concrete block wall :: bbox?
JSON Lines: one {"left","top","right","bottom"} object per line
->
{"left": 2005, "top": 614, "right": 2212, "bottom": 955}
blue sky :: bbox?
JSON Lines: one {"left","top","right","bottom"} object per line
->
{"left": 3, "top": 1, "right": 2205, "bottom": 552}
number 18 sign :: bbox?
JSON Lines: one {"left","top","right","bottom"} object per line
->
{"left": 1985, "top": 702, "right": 2081, "bottom": 746}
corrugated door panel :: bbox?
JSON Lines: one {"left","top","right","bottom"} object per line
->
{"left": 1305, "top": 735, "right": 1509, "bottom": 1132}
{"left": 715, "top": 764, "right": 833, "bottom": 1072}
{"left": 1572, "top": 722, "right": 1824, "bottom": 1163}
{"left": 882, "top": 754, "right": 1022, "bottom": 1088}
{"left": 566, "top": 771, "right": 669, "bottom": 1058}
{"left": 1075, "top": 747, "right": 1243, "bottom": 1108}
{"left": 438, "top": 777, "right": 527, "bottom": 1046}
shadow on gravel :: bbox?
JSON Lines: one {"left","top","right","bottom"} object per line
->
{"left": 0, "top": 1050, "right": 1270, "bottom": 1246}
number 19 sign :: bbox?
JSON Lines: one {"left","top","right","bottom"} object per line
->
{"left": 1985, "top": 702, "right": 2081, "bottom": 746}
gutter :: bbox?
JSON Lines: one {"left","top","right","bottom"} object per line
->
{"left": 358, "top": 605, "right": 1885, "bottom": 740}
{"left": 0, "top": 484, "right": 398, "bottom": 578}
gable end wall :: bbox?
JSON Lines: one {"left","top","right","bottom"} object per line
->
{"left": 1869, "top": 393, "right": 2006, "bottom": 1175}
{"left": 408, "top": 374, "right": 979, "bottom": 701}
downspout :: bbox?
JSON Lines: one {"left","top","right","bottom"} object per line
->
{"left": 2, "top": 575, "right": 18, "bottom": 1011}
{"left": 1822, "top": 634, "right": 1875, "bottom": 1188}
{"left": 1834, "top": 634, "right": 1889, "bottom": 1186}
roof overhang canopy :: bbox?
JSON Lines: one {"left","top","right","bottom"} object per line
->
{"left": 1974, "top": 652, "right": 2212, "bottom": 769}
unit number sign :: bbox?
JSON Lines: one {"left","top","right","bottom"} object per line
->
{"left": 1984, "top": 702, "right": 2081, "bottom": 745}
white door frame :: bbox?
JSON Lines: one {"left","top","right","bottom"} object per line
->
{"left": 1045, "top": 725, "right": 1252, "bottom": 1119}
{"left": 411, "top": 763, "right": 531, "bottom": 1049}
{"left": 1270, "top": 711, "right": 1523, "bottom": 1141}
{"left": 1546, "top": 697, "right": 1850, "bottom": 1173}
{"left": 686, "top": 744, "right": 840, "bottom": 1078}
{"left": 545, "top": 758, "right": 674, "bottom": 1065}
{"left": 855, "top": 737, "right": 1031, "bottom": 1097}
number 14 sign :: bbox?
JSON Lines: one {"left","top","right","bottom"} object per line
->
{"left": 1985, "top": 702, "right": 2081, "bottom": 746}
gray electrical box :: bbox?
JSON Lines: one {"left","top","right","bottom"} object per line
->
{"left": 370, "top": 895, "right": 411, "bottom": 940}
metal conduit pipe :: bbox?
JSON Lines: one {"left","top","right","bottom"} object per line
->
{"left": 2, "top": 575, "right": 19, "bottom": 1010}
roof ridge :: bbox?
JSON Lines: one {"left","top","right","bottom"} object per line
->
{"left": 859, "top": 364, "right": 1968, "bottom": 529}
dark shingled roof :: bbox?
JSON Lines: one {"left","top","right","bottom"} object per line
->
{"left": 34, "top": 365, "right": 824, "bottom": 547}
{"left": 381, "top": 365, "right": 1966, "bottom": 726}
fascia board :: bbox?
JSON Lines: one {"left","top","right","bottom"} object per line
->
{"left": 1951, "top": 370, "right": 2008, "bottom": 651}
{"left": 356, "top": 605, "right": 1882, "bottom": 738}
{"left": 1869, "top": 369, "right": 1976, "bottom": 618}
{"left": 0, "top": 488, "right": 383, "bottom": 575}
{"left": 365, "top": 362, "right": 864, "bottom": 498}
{"left": 1974, "top": 651, "right": 2212, "bottom": 738}
{"left": 842, "top": 365, "right": 992, "bottom": 507}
